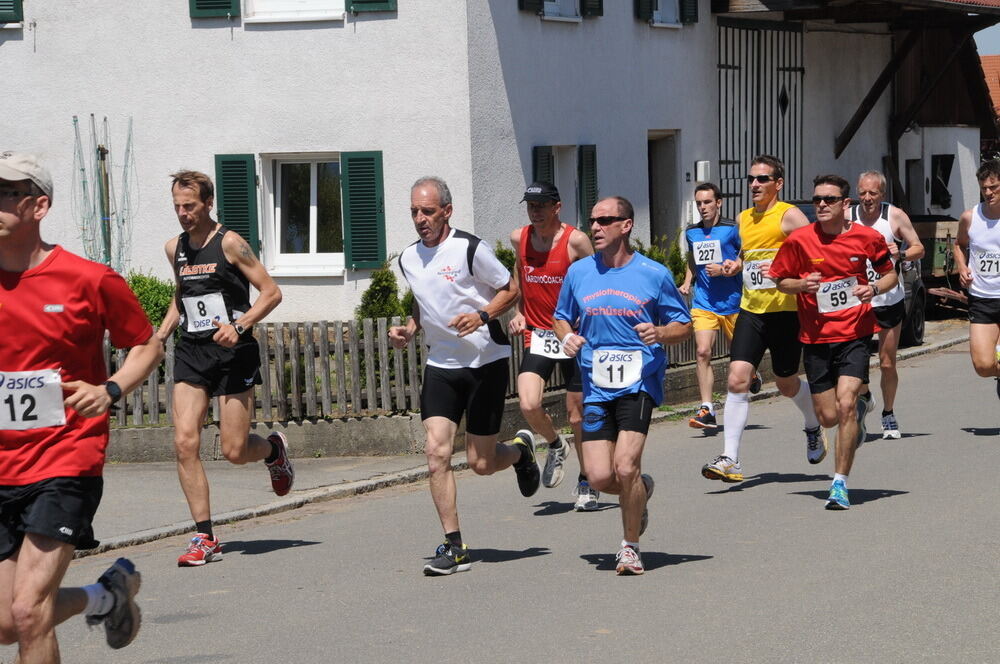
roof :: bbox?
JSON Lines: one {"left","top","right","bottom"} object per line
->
{"left": 982, "top": 54, "right": 1000, "bottom": 114}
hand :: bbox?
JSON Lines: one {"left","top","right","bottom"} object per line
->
{"left": 678, "top": 282, "right": 691, "bottom": 296}
{"left": 803, "top": 272, "right": 822, "bottom": 294}
{"left": 211, "top": 319, "right": 239, "bottom": 348}
{"left": 887, "top": 243, "right": 900, "bottom": 260}
{"left": 62, "top": 381, "right": 113, "bottom": 418}
{"left": 634, "top": 322, "right": 659, "bottom": 345}
{"left": 448, "top": 312, "right": 483, "bottom": 338}
{"left": 854, "top": 283, "right": 875, "bottom": 302}
{"left": 720, "top": 259, "right": 738, "bottom": 276}
{"left": 508, "top": 312, "right": 526, "bottom": 335}
{"left": 388, "top": 325, "right": 413, "bottom": 349}
{"left": 959, "top": 266, "right": 973, "bottom": 289}
{"left": 704, "top": 263, "right": 723, "bottom": 278}
{"left": 561, "top": 333, "right": 585, "bottom": 358}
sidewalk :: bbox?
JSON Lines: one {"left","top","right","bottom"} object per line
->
{"left": 84, "top": 318, "right": 969, "bottom": 558}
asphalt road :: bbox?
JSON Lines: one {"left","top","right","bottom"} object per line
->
{"left": 7, "top": 342, "right": 998, "bottom": 664}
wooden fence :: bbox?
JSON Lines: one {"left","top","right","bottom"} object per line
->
{"left": 106, "top": 315, "right": 731, "bottom": 428}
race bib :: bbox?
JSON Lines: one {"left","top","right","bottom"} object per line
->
{"left": 743, "top": 260, "right": 776, "bottom": 290}
{"left": 529, "top": 329, "right": 568, "bottom": 359}
{"left": 592, "top": 349, "right": 642, "bottom": 389}
{"left": 975, "top": 251, "right": 1000, "bottom": 276}
{"left": 817, "top": 277, "right": 862, "bottom": 313}
{"left": 181, "top": 292, "right": 228, "bottom": 333}
{"left": 0, "top": 369, "right": 66, "bottom": 431}
{"left": 693, "top": 240, "right": 721, "bottom": 266}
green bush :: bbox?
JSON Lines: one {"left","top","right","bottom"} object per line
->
{"left": 494, "top": 240, "right": 516, "bottom": 273}
{"left": 127, "top": 271, "right": 174, "bottom": 327}
{"left": 631, "top": 234, "right": 686, "bottom": 286}
{"left": 400, "top": 289, "right": 415, "bottom": 318}
{"left": 355, "top": 259, "right": 405, "bottom": 320}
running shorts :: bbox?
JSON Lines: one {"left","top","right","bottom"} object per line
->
{"left": 968, "top": 295, "right": 1000, "bottom": 325}
{"left": 691, "top": 309, "right": 738, "bottom": 338}
{"left": 728, "top": 309, "right": 802, "bottom": 377}
{"left": 874, "top": 300, "right": 906, "bottom": 330}
{"left": 0, "top": 477, "right": 103, "bottom": 560}
{"left": 518, "top": 352, "right": 582, "bottom": 392}
{"left": 802, "top": 336, "right": 872, "bottom": 394}
{"left": 580, "top": 391, "right": 655, "bottom": 442}
{"left": 420, "top": 359, "right": 508, "bottom": 435}
{"left": 174, "top": 338, "right": 263, "bottom": 397}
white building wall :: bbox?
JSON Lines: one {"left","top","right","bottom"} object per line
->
{"left": 899, "top": 125, "right": 981, "bottom": 216}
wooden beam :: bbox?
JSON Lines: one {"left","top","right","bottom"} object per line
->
{"left": 712, "top": 0, "right": 823, "bottom": 13}
{"left": 834, "top": 28, "right": 921, "bottom": 158}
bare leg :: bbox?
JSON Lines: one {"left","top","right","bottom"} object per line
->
{"left": 172, "top": 382, "right": 212, "bottom": 523}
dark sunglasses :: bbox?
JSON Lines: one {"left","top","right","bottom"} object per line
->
{"left": 811, "top": 195, "right": 845, "bottom": 205}
{"left": 0, "top": 189, "right": 33, "bottom": 199}
{"left": 589, "top": 216, "right": 630, "bottom": 225}
{"left": 746, "top": 174, "right": 776, "bottom": 184}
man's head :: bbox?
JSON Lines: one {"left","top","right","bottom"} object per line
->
{"left": 410, "top": 176, "right": 453, "bottom": 246}
{"left": 0, "top": 152, "right": 53, "bottom": 240}
{"left": 694, "top": 182, "right": 723, "bottom": 223}
{"left": 589, "top": 196, "right": 634, "bottom": 252}
{"left": 977, "top": 160, "right": 1000, "bottom": 207}
{"left": 856, "top": 170, "right": 886, "bottom": 217}
{"left": 748, "top": 155, "right": 784, "bottom": 207}
{"left": 521, "top": 182, "right": 562, "bottom": 227}
{"left": 171, "top": 170, "right": 215, "bottom": 232}
{"left": 812, "top": 174, "right": 850, "bottom": 225}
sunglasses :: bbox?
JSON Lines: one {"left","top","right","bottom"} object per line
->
{"left": 0, "top": 189, "right": 33, "bottom": 199}
{"left": 811, "top": 195, "right": 845, "bottom": 205}
{"left": 746, "top": 174, "right": 776, "bottom": 184}
{"left": 589, "top": 216, "right": 630, "bottom": 225}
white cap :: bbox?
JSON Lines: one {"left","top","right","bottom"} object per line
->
{"left": 0, "top": 152, "right": 53, "bottom": 197}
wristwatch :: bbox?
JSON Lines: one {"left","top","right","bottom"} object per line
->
{"left": 233, "top": 322, "right": 247, "bottom": 335}
{"left": 103, "top": 380, "right": 122, "bottom": 404}
{"left": 871, "top": 283, "right": 880, "bottom": 297}
{"left": 477, "top": 310, "right": 490, "bottom": 325}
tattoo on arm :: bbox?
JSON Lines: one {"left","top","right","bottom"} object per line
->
{"left": 239, "top": 242, "right": 256, "bottom": 263}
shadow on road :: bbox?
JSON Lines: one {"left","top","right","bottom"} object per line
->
{"left": 706, "top": 472, "right": 831, "bottom": 493}
{"left": 580, "top": 551, "right": 712, "bottom": 572}
{"left": 789, "top": 488, "right": 909, "bottom": 505}
{"left": 533, "top": 500, "right": 616, "bottom": 516}
{"left": 223, "top": 539, "right": 322, "bottom": 555}
{"left": 145, "top": 657, "right": 228, "bottom": 664}
{"left": 961, "top": 427, "right": 1000, "bottom": 436}
{"left": 473, "top": 546, "right": 551, "bottom": 564}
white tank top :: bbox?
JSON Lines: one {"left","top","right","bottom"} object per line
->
{"left": 967, "top": 203, "right": 1000, "bottom": 299}
{"left": 851, "top": 202, "right": 903, "bottom": 307}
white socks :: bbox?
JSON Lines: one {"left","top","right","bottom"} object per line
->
{"left": 723, "top": 391, "right": 750, "bottom": 460}
{"left": 83, "top": 583, "right": 114, "bottom": 617}
{"left": 833, "top": 473, "right": 848, "bottom": 487}
{"left": 791, "top": 377, "right": 820, "bottom": 430}
{"left": 702, "top": 402, "right": 715, "bottom": 415}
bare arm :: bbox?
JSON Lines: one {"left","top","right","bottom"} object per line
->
{"left": 448, "top": 277, "right": 519, "bottom": 338}
{"left": 155, "top": 237, "right": 181, "bottom": 343}
{"left": 955, "top": 209, "right": 973, "bottom": 288}
{"left": 222, "top": 233, "right": 282, "bottom": 328}
{"left": 62, "top": 332, "right": 165, "bottom": 418}
{"left": 567, "top": 228, "right": 595, "bottom": 260}
{"left": 780, "top": 206, "right": 811, "bottom": 236}
{"left": 508, "top": 228, "right": 526, "bottom": 332}
{"left": 389, "top": 301, "right": 421, "bottom": 348}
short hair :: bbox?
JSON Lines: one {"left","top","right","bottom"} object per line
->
{"left": 750, "top": 155, "right": 784, "bottom": 181}
{"left": 607, "top": 195, "right": 634, "bottom": 221}
{"left": 813, "top": 174, "right": 850, "bottom": 199}
{"left": 977, "top": 160, "right": 1000, "bottom": 183}
{"left": 858, "top": 170, "right": 887, "bottom": 193}
{"left": 171, "top": 170, "right": 214, "bottom": 203}
{"left": 411, "top": 176, "right": 452, "bottom": 207}
{"left": 694, "top": 182, "right": 722, "bottom": 201}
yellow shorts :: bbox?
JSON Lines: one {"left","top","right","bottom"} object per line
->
{"left": 691, "top": 309, "right": 738, "bottom": 339}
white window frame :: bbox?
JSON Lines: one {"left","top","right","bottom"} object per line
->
{"left": 243, "top": 0, "right": 345, "bottom": 23}
{"left": 651, "top": 0, "right": 681, "bottom": 27}
{"left": 260, "top": 153, "right": 346, "bottom": 278}
{"left": 541, "top": 0, "right": 582, "bottom": 22}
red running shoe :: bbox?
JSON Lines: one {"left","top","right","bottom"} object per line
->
{"left": 266, "top": 431, "right": 295, "bottom": 496}
{"left": 177, "top": 534, "right": 223, "bottom": 567}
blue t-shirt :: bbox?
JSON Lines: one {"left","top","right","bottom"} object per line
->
{"left": 554, "top": 252, "right": 691, "bottom": 405}
{"left": 684, "top": 219, "right": 742, "bottom": 315}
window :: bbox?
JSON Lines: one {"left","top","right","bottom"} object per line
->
{"left": 636, "top": 0, "right": 697, "bottom": 25}
{"left": 930, "top": 154, "right": 955, "bottom": 209}
{"left": 531, "top": 144, "right": 598, "bottom": 228}
{"left": 0, "top": 0, "right": 23, "bottom": 23}
{"left": 189, "top": 0, "right": 239, "bottom": 18}
{"left": 544, "top": 0, "right": 579, "bottom": 18}
{"left": 276, "top": 160, "right": 343, "bottom": 260}
{"left": 518, "top": 0, "right": 601, "bottom": 19}
{"left": 244, "top": 0, "right": 345, "bottom": 22}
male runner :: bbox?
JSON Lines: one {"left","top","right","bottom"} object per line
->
{"left": 507, "top": 182, "right": 597, "bottom": 509}
{"left": 679, "top": 182, "right": 744, "bottom": 430}
{"left": 848, "top": 171, "right": 924, "bottom": 441}
{"left": 157, "top": 170, "right": 292, "bottom": 567}
{"left": 770, "top": 175, "right": 896, "bottom": 510}
{"left": 0, "top": 151, "right": 163, "bottom": 661}
{"left": 389, "top": 176, "right": 538, "bottom": 576}
{"left": 701, "top": 155, "right": 824, "bottom": 483}
{"left": 554, "top": 196, "right": 691, "bottom": 575}
{"left": 955, "top": 159, "right": 1000, "bottom": 399}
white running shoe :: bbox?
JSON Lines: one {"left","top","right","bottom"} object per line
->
{"left": 542, "top": 437, "right": 568, "bottom": 488}
{"left": 805, "top": 426, "right": 827, "bottom": 464}
{"left": 881, "top": 412, "right": 901, "bottom": 440}
{"left": 572, "top": 480, "right": 600, "bottom": 511}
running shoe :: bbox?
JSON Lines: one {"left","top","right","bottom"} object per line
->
{"left": 881, "top": 413, "right": 901, "bottom": 440}
{"left": 615, "top": 544, "right": 644, "bottom": 576}
{"left": 701, "top": 455, "right": 743, "bottom": 482}
{"left": 266, "top": 431, "right": 295, "bottom": 496}
{"left": 573, "top": 480, "right": 600, "bottom": 511}
{"left": 86, "top": 558, "right": 141, "bottom": 649}
{"left": 805, "top": 426, "right": 827, "bottom": 464}
{"left": 825, "top": 480, "right": 850, "bottom": 510}
{"left": 423, "top": 543, "right": 471, "bottom": 576}
{"left": 689, "top": 406, "right": 718, "bottom": 429}
{"left": 177, "top": 533, "right": 223, "bottom": 567}
{"left": 542, "top": 436, "right": 568, "bottom": 488}
{"left": 512, "top": 429, "right": 540, "bottom": 497}
{"left": 855, "top": 393, "right": 874, "bottom": 448}
{"left": 749, "top": 371, "right": 762, "bottom": 394}
{"left": 639, "top": 474, "right": 654, "bottom": 536}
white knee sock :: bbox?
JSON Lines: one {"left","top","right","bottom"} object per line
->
{"left": 791, "top": 377, "right": 820, "bottom": 430}
{"left": 723, "top": 391, "right": 750, "bottom": 460}
{"left": 83, "top": 583, "right": 114, "bottom": 617}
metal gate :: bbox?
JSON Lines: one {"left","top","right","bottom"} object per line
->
{"left": 718, "top": 18, "right": 804, "bottom": 216}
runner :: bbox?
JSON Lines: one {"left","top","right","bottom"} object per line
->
{"left": 701, "top": 155, "right": 824, "bottom": 484}
{"left": 955, "top": 159, "right": 1000, "bottom": 399}
{"left": 678, "top": 182, "right": 744, "bottom": 430}
{"left": 389, "top": 176, "right": 538, "bottom": 576}
{"left": 156, "top": 170, "right": 292, "bottom": 567}
{"left": 507, "top": 182, "right": 598, "bottom": 509}
{"left": 0, "top": 151, "right": 163, "bottom": 660}
{"left": 554, "top": 196, "right": 691, "bottom": 575}
{"left": 770, "top": 174, "right": 896, "bottom": 509}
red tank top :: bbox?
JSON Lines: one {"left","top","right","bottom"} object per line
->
{"left": 519, "top": 223, "right": 573, "bottom": 347}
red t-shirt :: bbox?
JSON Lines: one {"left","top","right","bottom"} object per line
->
{"left": 518, "top": 224, "right": 573, "bottom": 347}
{"left": 769, "top": 223, "right": 892, "bottom": 343}
{"left": 0, "top": 246, "right": 153, "bottom": 484}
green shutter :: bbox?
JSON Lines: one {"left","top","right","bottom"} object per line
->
{"left": 532, "top": 146, "right": 555, "bottom": 185}
{"left": 581, "top": 0, "right": 603, "bottom": 17}
{"left": 679, "top": 0, "right": 698, "bottom": 23}
{"left": 214, "top": 154, "right": 259, "bottom": 254}
{"left": 189, "top": 0, "right": 239, "bottom": 18}
{"left": 349, "top": 0, "right": 397, "bottom": 11}
{"left": 0, "top": 0, "right": 23, "bottom": 22}
{"left": 518, "top": 0, "right": 544, "bottom": 13}
{"left": 577, "top": 145, "right": 598, "bottom": 227}
{"left": 342, "top": 151, "right": 386, "bottom": 269}
{"left": 635, "top": 0, "right": 655, "bottom": 21}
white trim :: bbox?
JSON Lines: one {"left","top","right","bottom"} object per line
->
{"left": 243, "top": 11, "right": 344, "bottom": 22}
{"left": 270, "top": 265, "right": 346, "bottom": 278}
{"left": 0, "top": 22, "right": 23, "bottom": 29}
{"left": 243, "top": 0, "right": 346, "bottom": 23}
{"left": 650, "top": 21, "right": 682, "bottom": 29}
{"left": 540, "top": 14, "right": 582, "bottom": 23}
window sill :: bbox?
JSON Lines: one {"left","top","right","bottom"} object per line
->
{"left": 540, "top": 14, "right": 582, "bottom": 23}
{"left": 650, "top": 21, "right": 682, "bottom": 29}
{"left": 0, "top": 22, "right": 23, "bottom": 29}
{"left": 244, "top": 12, "right": 345, "bottom": 23}
{"left": 270, "top": 266, "right": 346, "bottom": 278}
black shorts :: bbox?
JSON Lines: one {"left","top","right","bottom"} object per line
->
{"left": 580, "top": 392, "right": 655, "bottom": 442}
{"left": 420, "top": 358, "right": 509, "bottom": 435}
{"left": 0, "top": 477, "right": 103, "bottom": 560}
{"left": 874, "top": 300, "right": 906, "bottom": 330}
{"left": 729, "top": 309, "right": 802, "bottom": 377}
{"left": 174, "top": 338, "right": 262, "bottom": 397}
{"left": 802, "top": 336, "right": 872, "bottom": 394}
{"left": 968, "top": 294, "right": 1000, "bottom": 325}
{"left": 518, "top": 351, "right": 582, "bottom": 392}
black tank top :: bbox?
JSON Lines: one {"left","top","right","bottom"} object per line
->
{"left": 172, "top": 226, "right": 253, "bottom": 342}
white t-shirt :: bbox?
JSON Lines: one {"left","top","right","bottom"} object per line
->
{"left": 968, "top": 203, "right": 1000, "bottom": 299}
{"left": 850, "top": 202, "right": 904, "bottom": 307}
{"left": 398, "top": 227, "right": 512, "bottom": 368}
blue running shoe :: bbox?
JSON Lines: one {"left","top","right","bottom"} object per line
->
{"left": 825, "top": 480, "right": 850, "bottom": 510}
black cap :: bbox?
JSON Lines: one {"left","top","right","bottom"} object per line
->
{"left": 520, "top": 181, "right": 560, "bottom": 203}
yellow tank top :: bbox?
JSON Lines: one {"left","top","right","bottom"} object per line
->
{"left": 739, "top": 201, "right": 798, "bottom": 313}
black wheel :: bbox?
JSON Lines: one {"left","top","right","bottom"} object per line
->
{"left": 900, "top": 288, "right": 925, "bottom": 347}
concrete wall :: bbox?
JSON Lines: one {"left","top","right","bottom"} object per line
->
{"left": 899, "top": 125, "right": 981, "bottom": 216}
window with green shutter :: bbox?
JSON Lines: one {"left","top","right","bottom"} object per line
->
{"left": 679, "top": 0, "right": 698, "bottom": 23}
{"left": 349, "top": 0, "right": 396, "bottom": 11}
{"left": 635, "top": 0, "right": 655, "bottom": 21}
{"left": 518, "top": 0, "right": 544, "bottom": 12}
{"left": 190, "top": 0, "right": 239, "bottom": 18}
{"left": 342, "top": 151, "right": 386, "bottom": 269}
{"left": 577, "top": 145, "right": 598, "bottom": 227}
{"left": 532, "top": 146, "right": 555, "bottom": 185}
{"left": 0, "top": 0, "right": 23, "bottom": 22}
{"left": 214, "top": 154, "right": 260, "bottom": 254}
{"left": 581, "top": 0, "right": 603, "bottom": 17}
